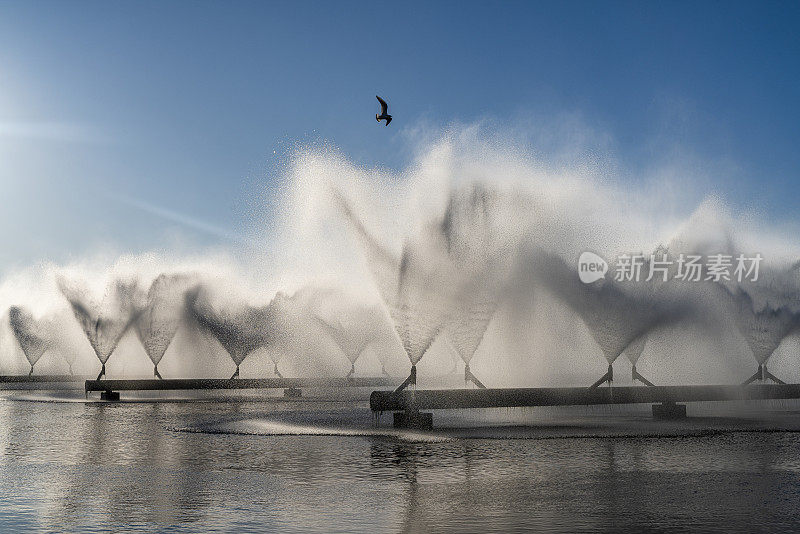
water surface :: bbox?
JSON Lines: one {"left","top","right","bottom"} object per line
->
{"left": 2, "top": 393, "right": 800, "bottom": 532}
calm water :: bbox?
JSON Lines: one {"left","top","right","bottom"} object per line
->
{"left": 2, "top": 392, "right": 800, "bottom": 533}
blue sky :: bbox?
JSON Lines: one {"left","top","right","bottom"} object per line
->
{"left": 0, "top": 0, "right": 798, "bottom": 272}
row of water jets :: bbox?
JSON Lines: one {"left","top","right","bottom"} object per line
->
{"left": 5, "top": 275, "right": 400, "bottom": 381}
{"left": 3, "top": 131, "right": 800, "bottom": 386}
{"left": 4, "top": 184, "right": 800, "bottom": 388}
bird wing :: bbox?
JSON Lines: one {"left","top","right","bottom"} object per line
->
{"left": 376, "top": 95, "right": 388, "bottom": 114}
{"left": 385, "top": 116, "right": 392, "bottom": 126}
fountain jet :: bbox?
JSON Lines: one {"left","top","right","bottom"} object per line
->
{"left": 528, "top": 250, "right": 692, "bottom": 388}
{"left": 334, "top": 183, "right": 514, "bottom": 391}
{"left": 187, "top": 287, "right": 298, "bottom": 379}
{"left": 723, "top": 285, "right": 800, "bottom": 385}
{"left": 444, "top": 295, "right": 496, "bottom": 389}
{"left": 8, "top": 306, "right": 52, "bottom": 375}
{"left": 133, "top": 273, "right": 196, "bottom": 379}
{"left": 334, "top": 192, "right": 451, "bottom": 390}
{"left": 58, "top": 276, "right": 141, "bottom": 380}
{"left": 314, "top": 316, "right": 377, "bottom": 378}
{"left": 623, "top": 335, "right": 656, "bottom": 387}
{"left": 299, "top": 286, "right": 394, "bottom": 378}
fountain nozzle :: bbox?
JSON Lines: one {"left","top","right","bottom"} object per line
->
{"left": 589, "top": 364, "right": 614, "bottom": 389}
{"left": 394, "top": 365, "right": 417, "bottom": 393}
{"left": 742, "top": 363, "right": 786, "bottom": 385}
{"left": 464, "top": 363, "right": 487, "bottom": 389}
{"left": 632, "top": 365, "right": 656, "bottom": 387}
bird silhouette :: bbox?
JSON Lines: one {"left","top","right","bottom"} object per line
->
{"left": 376, "top": 95, "right": 392, "bottom": 126}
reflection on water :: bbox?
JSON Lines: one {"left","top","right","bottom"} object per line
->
{"left": 2, "top": 396, "right": 800, "bottom": 532}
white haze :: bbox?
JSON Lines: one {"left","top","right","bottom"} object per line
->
{"left": 1, "top": 121, "right": 798, "bottom": 387}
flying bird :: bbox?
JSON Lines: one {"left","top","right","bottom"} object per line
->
{"left": 376, "top": 95, "right": 392, "bottom": 126}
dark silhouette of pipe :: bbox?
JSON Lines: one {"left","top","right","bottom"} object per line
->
{"left": 742, "top": 363, "right": 786, "bottom": 385}
{"left": 589, "top": 364, "right": 613, "bottom": 389}
{"left": 273, "top": 362, "right": 283, "bottom": 378}
{"left": 464, "top": 363, "right": 486, "bottom": 389}
{"left": 632, "top": 365, "right": 656, "bottom": 387}
{"left": 231, "top": 365, "right": 240, "bottom": 379}
{"left": 346, "top": 363, "right": 356, "bottom": 379}
{"left": 394, "top": 365, "right": 417, "bottom": 393}
{"left": 370, "top": 384, "right": 800, "bottom": 413}
{"left": 96, "top": 363, "right": 106, "bottom": 381}
{"left": 153, "top": 365, "right": 163, "bottom": 380}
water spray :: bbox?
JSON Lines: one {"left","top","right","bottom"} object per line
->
{"left": 624, "top": 335, "right": 656, "bottom": 387}
{"left": 528, "top": 249, "right": 692, "bottom": 388}
{"left": 57, "top": 276, "right": 141, "bottom": 380}
{"left": 187, "top": 286, "right": 289, "bottom": 379}
{"left": 8, "top": 305, "right": 52, "bottom": 377}
{"left": 134, "top": 273, "right": 197, "bottom": 381}
{"left": 334, "top": 190, "right": 453, "bottom": 389}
